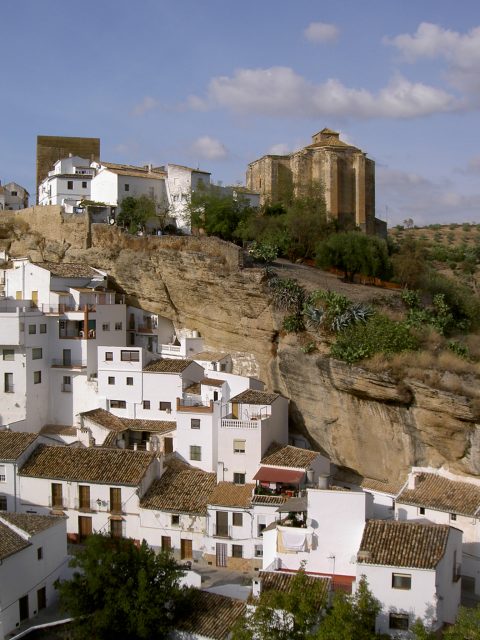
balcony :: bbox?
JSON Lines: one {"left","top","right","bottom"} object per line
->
{"left": 213, "top": 525, "right": 232, "bottom": 538}
{"left": 52, "top": 359, "right": 87, "bottom": 369}
{"left": 221, "top": 417, "right": 267, "bottom": 429}
{"left": 74, "top": 499, "right": 97, "bottom": 512}
{"left": 136, "top": 324, "right": 157, "bottom": 334}
{"left": 159, "top": 344, "right": 182, "bottom": 355}
{"left": 48, "top": 497, "right": 67, "bottom": 510}
{"left": 176, "top": 398, "right": 213, "bottom": 414}
{"left": 94, "top": 499, "right": 125, "bottom": 514}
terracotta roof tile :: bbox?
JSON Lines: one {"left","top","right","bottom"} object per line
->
{"left": 208, "top": 482, "right": 255, "bottom": 508}
{"left": 251, "top": 571, "right": 330, "bottom": 605}
{"left": 0, "top": 522, "right": 30, "bottom": 560}
{"left": 251, "top": 494, "right": 288, "bottom": 506}
{"left": 143, "top": 358, "right": 193, "bottom": 373}
{"left": 201, "top": 377, "right": 225, "bottom": 387}
{"left": 0, "top": 512, "right": 63, "bottom": 535}
{"left": 81, "top": 408, "right": 176, "bottom": 434}
{"left": 176, "top": 591, "right": 245, "bottom": 640}
{"left": 261, "top": 443, "right": 321, "bottom": 469}
{"left": 19, "top": 445, "right": 155, "bottom": 485}
{"left": 397, "top": 473, "right": 480, "bottom": 517}
{"left": 40, "top": 425, "right": 77, "bottom": 437}
{"left": 33, "top": 262, "right": 101, "bottom": 278}
{"left": 358, "top": 520, "right": 451, "bottom": 569}
{"left": 361, "top": 477, "right": 406, "bottom": 496}
{"left": 230, "top": 390, "right": 280, "bottom": 405}
{"left": 140, "top": 461, "right": 216, "bottom": 513}
{"left": 0, "top": 432, "right": 37, "bottom": 460}
{"left": 193, "top": 351, "right": 229, "bottom": 361}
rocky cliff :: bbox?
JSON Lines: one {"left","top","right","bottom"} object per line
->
{"left": 3, "top": 212, "right": 479, "bottom": 481}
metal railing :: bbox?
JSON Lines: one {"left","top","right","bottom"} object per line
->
{"left": 213, "top": 525, "right": 232, "bottom": 538}
{"left": 52, "top": 359, "right": 87, "bottom": 368}
{"left": 48, "top": 497, "right": 67, "bottom": 510}
{"left": 74, "top": 499, "right": 97, "bottom": 511}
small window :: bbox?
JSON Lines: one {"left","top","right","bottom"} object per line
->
{"left": 191, "top": 418, "right": 200, "bottom": 429}
{"left": 126, "top": 377, "right": 133, "bottom": 386}
{"left": 32, "top": 348, "right": 43, "bottom": 360}
{"left": 190, "top": 446, "right": 201, "bottom": 461}
{"left": 110, "top": 400, "right": 126, "bottom": 409}
{"left": 34, "top": 371, "right": 42, "bottom": 384}
{"left": 392, "top": 573, "right": 411, "bottom": 590}
{"left": 82, "top": 181, "right": 87, "bottom": 188}
{"left": 3, "top": 349, "right": 14, "bottom": 361}
{"left": 419, "top": 507, "right": 425, "bottom": 515}
{"left": 105, "top": 351, "right": 113, "bottom": 361}
{"left": 40, "top": 324, "right": 47, "bottom": 334}
{"left": 232, "top": 544, "right": 243, "bottom": 558}
{"left": 233, "top": 473, "right": 245, "bottom": 485}
{"left": 125, "top": 184, "right": 130, "bottom": 191}
{"left": 121, "top": 350, "right": 139, "bottom": 362}
{"left": 159, "top": 401, "right": 171, "bottom": 412}
{"left": 232, "top": 513, "right": 243, "bottom": 527}
{"left": 0, "top": 495, "right": 7, "bottom": 510}
{"left": 28, "top": 324, "right": 37, "bottom": 334}
{"left": 143, "top": 400, "right": 150, "bottom": 410}
{"left": 254, "top": 544, "right": 263, "bottom": 557}
{"left": 11, "top": 190, "right": 18, "bottom": 196}
{"left": 102, "top": 323, "right": 110, "bottom": 331}
{"left": 63, "top": 376, "right": 71, "bottom": 384}
{"left": 450, "top": 513, "right": 457, "bottom": 521}
{"left": 67, "top": 180, "right": 73, "bottom": 190}
{"left": 213, "top": 391, "right": 219, "bottom": 401}
{"left": 171, "top": 515, "right": 180, "bottom": 526}
{"left": 115, "top": 322, "right": 122, "bottom": 330}
{"left": 37, "top": 547, "right": 43, "bottom": 560}
{"left": 389, "top": 613, "right": 409, "bottom": 630}
{"left": 0, "top": 465, "right": 6, "bottom": 482}
{"left": 258, "top": 523, "right": 266, "bottom": 537}
{"left": 233, "top": 439, "right": 245, "bottom": 454}
{"left": 108, "top": 376, "right": 115, "bottom": 385}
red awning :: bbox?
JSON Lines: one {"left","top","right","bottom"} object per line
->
{"left": 253, "top": 467, "right": 305, "bottom": 483}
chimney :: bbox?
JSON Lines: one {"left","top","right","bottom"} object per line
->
{"left": 217, "top": 461, "right": 225, "bottom": 483}
{"left": 252, "top": 578, "right": 262, "bottom": 598}
{"left": 317, "top": 473, "right": 329, "bottom": 489}
{"left": 408, "top": 473, "right": 419, "bottom": 490}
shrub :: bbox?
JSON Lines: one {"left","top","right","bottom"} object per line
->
{"left": 268, "top": 277, "right": 305, "bottom": 312}
{"left": 448, "top": 341, "right": 470, "bottom": 360}
{"left": 282, "top": 314, "right": 305, "bottom": 333}
{"left": 301, "top": 341, "right": 316, "bottom": 354}
{"left": 331, "top": 314, "right": 419, "bottom": 363}
{"left": 248, "top": 241, "right": 278, "bottom": 264}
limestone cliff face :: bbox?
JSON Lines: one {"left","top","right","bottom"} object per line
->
{"left": 5, "top": 216, "right": 479, "bottom": 480}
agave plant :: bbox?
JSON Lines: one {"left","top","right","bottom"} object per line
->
{"left": 269, "top": 278, "right": 305, "bottom": 312}
{"left": 303, "top": 305, "right": 324, "bottom": 331}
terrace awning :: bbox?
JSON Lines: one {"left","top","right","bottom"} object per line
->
{"left": 253, "top": 467, "right": 304, "bottom": 483}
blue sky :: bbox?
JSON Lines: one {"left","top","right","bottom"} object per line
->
{"left": 1, "top": 0, "right": 480, "bottom": 225}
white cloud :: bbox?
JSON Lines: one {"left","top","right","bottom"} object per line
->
{"left": 304, "top": 22, "right": 339, "bottom": 44}
{"left": 385, "top": 23, "right": 480, "bottom": 93}
{"left": 131, "top": 96, "right": 159, "bottom": 116}
{"left": 377, "top": 167, "right": 480, "bottom": 225}
{"left": 188, "top": 66, "right": 460, "bottom": 119}
{"left": 268, "top": 143, "right": 291, "bottom": 155}
{"left": 190, "top": 136, "right": 228, "bottom": 160}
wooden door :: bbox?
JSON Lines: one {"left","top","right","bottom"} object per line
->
{"left": 19, "top": 595, "right": 29, "bottom": 621}
{"left": 110, "top": 519, "right": 123, "bottom": 538}
{"left": 181, "top": 538, "right": 192, "bottom": 559}
{"left": 37, "top": 587, "right": 46, "bottom": 611}
{"left": 51, "top": 483, "right": 63, "bottom": 509}
{"left": 63, "top": 349, "right": 71, "bottom": 366}
{"left": 216, "top": 511, "right": 228, "bottom": 537}
{"left": 216, "top": 543, "right": 227, "bottom": 567}
{"left": 161, "top": 536, "right": 171, "bottom": 552}
{"left": 231, "top": 402, "right": 239, "bottom": 419}
{"left": 164, "top": 437, "right": 173, "bottom": 454}
{"left": 78, "top": 516, "right": 92, "bottom": 541}
{"left": 79, "top": 485, "right": 90, "bottom": 510}
{"left": 31, "top": 290, "right": 38, "bottom": 306}
{"left": 110, "top": 487, "right": 122, "bottom": 513}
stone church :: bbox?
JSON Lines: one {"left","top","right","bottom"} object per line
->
{"left": 246, "top": 128, "right": 385, "bottom": 236}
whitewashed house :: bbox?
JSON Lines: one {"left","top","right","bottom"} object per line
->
{"left": 0, "top": 432, "right": 38, "bottom": 512}
{"left": 37, "top": 156, "right": 94, "bottom": 210}
{"left": 356, "top": 519, "right": 462, "bottom": 636}
{"left": 18, "top": 445, "right": 159, "bottom": 542}
{"left": 396, "top": 468, "right": 480, "bottom": 596}
{"left": 165, "top": 164, "right": 211, "bottom": 233}
{"left": 0, "top": 181, "right": 29, "bottom": 210}
{"left": 0, "top": 512, "right": 68, "bottom": 639}
{"left": 139, "top": 458, "right": 216, "bottom": 561}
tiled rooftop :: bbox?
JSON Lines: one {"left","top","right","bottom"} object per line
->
{"left": 208, "top": 482, "right": 255, "bottom": 508}
{"left": 0, "top": 512, "right": 63, "bottom": 535}
{"left": 193, "top": 351, "right": 229, "bottom": 362}
{"left": 143, "top": 358, "right": 193, "bottom": 373}
{"left": 34, "top": 262, "right": 101, "bottom": 278}
{"left": 261, "top": 442, "right": 321, "bottom": 469}
{"left": 19, "top": 445, "right": 155, "bottom": 485}
{"left": 0, "top": 431, "right": 37, "bottom": 460}
{"left": 140, "top": 461, "right": 216, "bottom": 513}
{"left": 176, "top": 590, "right": 245, "bottom": 640}
{"left": 358, "top": 520, "right": 451, "bottom": 569}
{"left": 361, "top": 476, "right": 406, "bottom": 496}
{"left": 81, "top": 408, "right": 176, "bottom": 434}
{"left": 230, "top": 390, "right": 280, "bottom": 405}
{"left": 201, "top": 377, "right": 225, "bottom": 387}
{"left": 0, "top": 521, "right": 30, "bottom": 560}
{"left": 251, "top": 494, "right": 287, "bottom": 506}
{"left": 252, "top": 571, "right": 330, "bottom": 605}
{"left": 101, "top": 161, "right": 166, "bottom": 179}
{"left": 397, "top": 473, "right": 480, "bottom": 517}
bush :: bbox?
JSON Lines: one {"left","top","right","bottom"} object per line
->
{"left": 331, "top": 314, "right": 419, "bottom": 363}
{"left": 282, "top": 314, "right": 305, "bottom": 333}
{"left": 420, "top": 271, "right": 480, "bottom": 331}
{"left": 248, "top": 241, "right": 278, "bottom": 264}
{"left": 268, "top": 277, "right": 305, "bottom": 312}
{"left": 448, "top": 341, "right": 470, "bottom": 360}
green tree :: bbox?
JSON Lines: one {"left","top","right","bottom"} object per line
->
{"left": 315, "top": 576, "right": 381, "bottom": 640}
{"left": 442, "top": 606, "right": 480, "bottom": 640}
{"left": 186, "top": 184, "right": 255, "bottom": 242}
{"left": 232, "top": 566, "right": 327, "bottom": 640}
{"left": 56, "top": 534, "right": 190, "bottom": 640}
{"left": 316, "top": 232, "right": 391, "bottom": 282}
{"left": 116, "top": 195, "right": 158, "bottom": 234}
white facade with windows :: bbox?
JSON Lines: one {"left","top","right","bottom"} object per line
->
{"left": 38, "top": 156, "right": 94, "bottom": 210}
{"left": 165, "top": 164, "right": 211, "bottom": 232}
{"left": 0, "top": 513, "right": 68, "bottom": 639}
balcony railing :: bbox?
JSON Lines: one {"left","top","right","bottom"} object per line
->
{"left": 74, "top": 499, "right": 97, "bottom": 512}
{"left": 48, "top": 497, "right": 67, "bottom": 510}
{"left": 52, "top": 359, "right": 87, "bottom": 369}
{"left": 214, "top": 525, "right": 232, "bottom": 538}
{"left": 136, "top": 324, "right": 157, "bottom": 334}
{"left": 176, "top": 398, "right": 213, "bottom": 414}
{"left": 4, "top": 385, "right": 15, "bottom": 393}
{"left": 159, "top": 344, "right": 182, "bottom": 354}
{"left": 221, "top": 418, "right": 262, "bottom": 429}
{"left": 94, "top": 499, "right": 125, "bottom": 514}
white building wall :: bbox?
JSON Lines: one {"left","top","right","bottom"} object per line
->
{"left": 206, "top": 504, "right": 256, "bottom": 560}
{"left": 176, "top": 407, "right": 219, "bottom": 473}
{"left": 0, "top": 518, "right": 68, "bottom": 638}
{"left": 139, "top": 508, "right": 207, "bottom": 558}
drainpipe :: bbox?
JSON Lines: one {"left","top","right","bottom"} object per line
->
{"left": 84, "top": 304, "right": 88, "bottom": 339}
